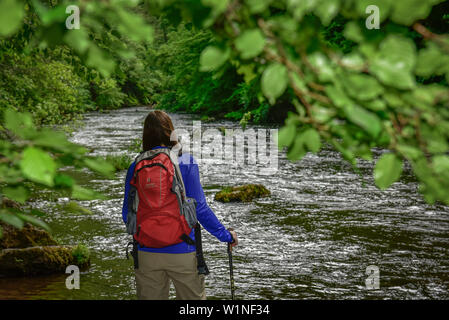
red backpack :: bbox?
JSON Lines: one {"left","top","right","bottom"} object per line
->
{"left": 127, "top": 147, "right": 197, "bottom": 248}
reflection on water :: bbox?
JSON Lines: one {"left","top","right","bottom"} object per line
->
{"left": 1, "top": 106, "right": 448, "bottom": 300}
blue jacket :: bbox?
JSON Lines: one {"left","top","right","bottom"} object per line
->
{"left": 122, "top": 149, "right": 232, "bottom": 253}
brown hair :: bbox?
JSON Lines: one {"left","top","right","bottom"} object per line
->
{"left": 142, "top": 110, "right": 177, "bottom": 151}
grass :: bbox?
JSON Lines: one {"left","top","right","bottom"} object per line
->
{"left": 127, "top": 138, "right": 142, "bottom": 154}
{"left": 104, "top": 154, "right": 132, "bottom": 171}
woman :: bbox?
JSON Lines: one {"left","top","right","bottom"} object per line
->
{"left": 122, "top": 110, "right": 238, "bottom": 300}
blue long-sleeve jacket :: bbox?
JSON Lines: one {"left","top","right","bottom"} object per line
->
{"left": 122, "top": 150, "right": 232, "bottom": 253}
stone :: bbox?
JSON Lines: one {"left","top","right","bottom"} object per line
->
{"left": 214, "top": 184, "right": 271, "bottom": 203}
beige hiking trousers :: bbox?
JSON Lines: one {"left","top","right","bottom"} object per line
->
{"left": 135, "top": 250, "right": 206, "bottom": 300}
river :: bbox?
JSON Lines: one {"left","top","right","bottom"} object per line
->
{"left": 0, "top": 106, "right": 448, "bottom": 300}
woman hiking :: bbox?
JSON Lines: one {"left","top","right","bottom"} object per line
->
{"left": 122, "top": 110, "right": 238, "bottom": 300}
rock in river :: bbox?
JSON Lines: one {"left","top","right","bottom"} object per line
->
{"left": 214, "top": 184, "right": 271, "bottom": 203}
{"left": 0, "top": 223, "right": 90, "bottom": 277}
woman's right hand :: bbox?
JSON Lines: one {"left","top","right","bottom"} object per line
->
{"left": 228, "top": 229, "right": 238, "bottom": 248}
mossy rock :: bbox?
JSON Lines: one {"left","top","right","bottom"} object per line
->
{"left": 214, "top": 184, "right": 271, "bottom": 203}
{"left": 0, "top": 245, "right": 90, "bottom": 277}
{"left": 0, "top": 223, "right": 58, "bottom": 250}
{"left": 0, "top": 222, "right": 90, "bottom": 277}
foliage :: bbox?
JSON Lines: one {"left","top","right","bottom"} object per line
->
{"left": 0, "top": 0, "right": 157, "bottom": 125}
{"left": 89, "top": 77, "right": 126, "bottom": 110}
{"left": 71, "top": 243, "right": 90, "bottom": 265}
{"left": 0, "top": 49, "right": 93, "bottom": 124}
{"left": 0, "top": 109, "right": 116, "bottom": 236}
{"left": 150, "top": 0, "right": 449, "bottom": 205}
{"left": 104, "top": 154, "right": 133, "bottom": 171}
{"left": 0, "top": 1, "right": 158, "bottom": 234}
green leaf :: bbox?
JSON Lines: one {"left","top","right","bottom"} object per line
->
{"left": 287, "top": 0, "right": 319, "bottom": 22}
{"left": 20, "top": 147, "right": 57, "bottom": 187}
{"left": 340, "top": 53, "right": 365, "bottom": 71}
{"left": 84, "top": 157, "right": 116, "bottom": 177}
{"left": 0, "top": 0, "right": 24, "bottom": 37}
{"left": 0, "top": 211, "right": 24, "bottom": 229}
{"left": 237, "top": 64, "right": 257, "bottom": 83}
{"left": 31, "top": 129, "right": 75, "bottom": 153}
{"left": 326, "top": 85, "right": 353, "bottom": 108}
{"left": 308, "top": 52, "right": 335, "bottom": 82}
{"left": 344, "top": 104, "right": 382, "bottom": 137}
{"left": 54, "top": 174, "right": 74, "bottom": 188}
{"left": 199, "top": 46, "right": 229, "bottom": 72}
{"left": 245, "top": 0, "right": 272, "bottom": 13}
{"left": 374, "top": 153, "right": 403, "bottom": 190}
{"left": 202, "top": 0, "right": 229, "bottom": 17}
{"left": 290, "top": 72, "right": 307, "bottom": 92}
{"left": 310, "top": 104, "right": 335, "bottom": 123}
{"left": 86, "top": 45, "right": 116, "bottom": 77}
{"left": 16, "top": 213, "right": 51, "bottom": 232}
{"left": 38, "top": 4, "right": 66, "bottom": 26}
{"left": 314, "top": 0, "right": 340, "bottom": 26}
{"left": 391, "top": 0, "right": 440, "bottom": 25}
{"left": 72, "top": 185, "right": 106, "bottom": 201}
{"left": 287, "top": 134, "right": 307, "bottom": 161}
{"left": 261, "top": 63, "right": 288, "bottom": 104}
{"left": 115, "top": 7, "right": 154, "bottom": 43}
{"left": 277, "top": 124, "right": 296, "bottom": 149}
{"left": 235, "top": 29, "right": 266, "bottom": 59}
{"left": 397, "top": 144, "right": 422, "bottom": 160}
{"left": 63, "top": 28, "right": 90, "bottom": 54}
{"left": 370, "top": 35, "right": 416, "bottom": 89}
{"left": 302, "top": 128, "right": 321, "bottom": 153}
{"left": 344, "top": 22, "right": 364, "bottom": 43}
{"left": 363, "top": 99, "right": 387, "bottom": 111}
{"left": 415, "top": 43, "right": 449, "bottom": 77}
{"left": 4, "top": 109, "right": 35, "bottom": 138}
{"left": 341, "top": 73, "right": 384, "bottom": 101}
{"left": 2, "top": 186, "right": 29, "bottom": 204}
{"left": 432, "top": 155, "right": 449, "bottom": 176}
{"left": 286, "top": 128, "right": 321, "bottom": 160}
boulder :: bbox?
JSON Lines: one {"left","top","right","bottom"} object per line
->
{"left": 0, "top": 245, "right": 89, "bottom": 277}
{"left": 214, "top": 184, "right": 271, "bottom": 203}
{"left": 0, "top": 222, "right": 90, "bottom": 277}
{"left": 0, "top": 223, "right": 58, "bottom": 249}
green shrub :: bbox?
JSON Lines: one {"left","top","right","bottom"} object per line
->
{"left": 0, "top": 52, "right": 91, "bottom": 125}
{"left": 71, "top": 244, "right": 90, "bottom": 265}
{"left": 90, "top": 78, "right": 126, "bottom": 109}
{"left": 104, "top": 154, "right": 132, "bottom": 171}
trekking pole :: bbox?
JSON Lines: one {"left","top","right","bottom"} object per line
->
{"left": 227, "top": 242, "right": 235, "bottom": 300}
{"left": 227, "top": 228, "right": 235, "bottom": 300}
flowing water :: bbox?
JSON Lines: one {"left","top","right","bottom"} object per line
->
{"left": 1, "top": 106, "right": 448, "bottom": 300}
